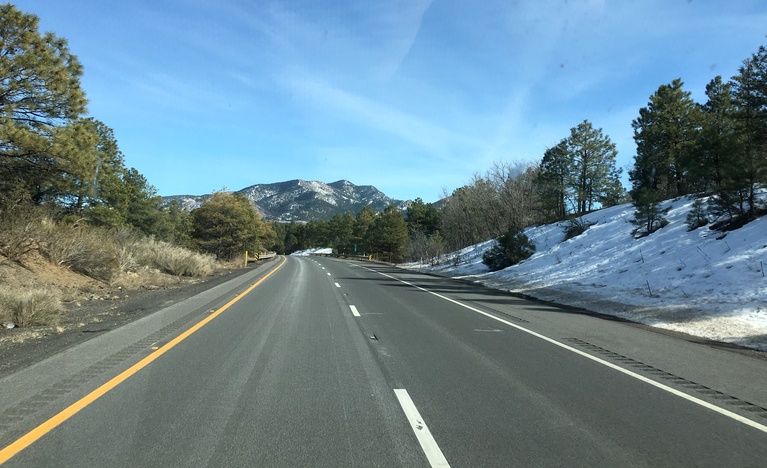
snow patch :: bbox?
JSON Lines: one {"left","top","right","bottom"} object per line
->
{"left": 291, "top": 247, "right": 333, "bottom": 256}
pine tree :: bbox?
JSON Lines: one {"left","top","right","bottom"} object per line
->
{"left": 536, "top": 139, "right": 571, "bottom": 219}
{"left": 630, "top": 188, "right": 670, "bottom": 238}
{"left": 353, "top": 205, "right": 376, "bottom": 253}
{"left": 730, "top": 45, "right": 767, "bottom": 220}
{"left": 406, "top": 197, "right": 440, "bottom": 236}
{"left": 685, "top": 199, "right": 708, "bottom": 231}
{"left": 328, "top": 212, "right": 354, "bottom": 254}
{"left": 482, "top": 228, "right": 536, "bottom": 271}
{"left": 191, "top": 192, "right": 267, "bottom": 260}
{"left": 696, "top": 77, "right": 739, "bottom": 191}
{"left": 0, "top": 4, "right": 88, "bottom": 202}
{"left": 566, "top": 120, "right": 624, "bottom": 214}
{"left": 630, "top": 79, "right": 702, "bottom": 200}
{"left": 536, "top": 121, "right": 624, "bottom": 219}
{"left": 368, "top": 205, "right": 409, "bottom": 263}
{"left": 696, "top": 76, "right": 746, "bottom": 223}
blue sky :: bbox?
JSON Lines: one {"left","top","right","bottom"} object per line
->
{"left": 14, "top": 0, "right": 767, "bottom": 202}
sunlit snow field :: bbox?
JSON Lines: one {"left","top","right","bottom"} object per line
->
{"left": 406, "top": 196, "right": 767, "bottom": 351}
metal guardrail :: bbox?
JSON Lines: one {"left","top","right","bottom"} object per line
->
{"left": 244, "top": 251, "right": 277, "bottom": 265}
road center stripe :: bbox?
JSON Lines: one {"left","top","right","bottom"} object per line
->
{"left": 335, "top": 282, "right": 341, "bottom": 288}
{"left": 350, "top": 305, "right": 361, "bottom": 317}
{"left": 394, "top": 389, "right": 450, "bottom": 467}
{"left": 0, "top": 257, "right": 288, "bottom": 464}
{"left": 367, "top": 267, "right": 767, "bottom": 435}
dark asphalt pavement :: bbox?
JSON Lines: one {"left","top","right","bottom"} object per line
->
{"left": 2, "top": 255, "right": 766, "bottom": 466}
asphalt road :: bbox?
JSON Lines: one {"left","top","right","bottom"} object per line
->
{"left": 1, "top": 255, "right": 766, "bottom": 466}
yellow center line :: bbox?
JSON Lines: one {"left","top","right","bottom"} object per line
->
{"left": 0, "top": 256, "right": 287, "bottom": 464}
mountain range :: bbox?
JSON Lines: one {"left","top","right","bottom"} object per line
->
{"left": 163, "top": 179, "right": 409, "bottom": 222}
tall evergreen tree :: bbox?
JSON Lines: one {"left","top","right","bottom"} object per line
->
{"left": 55, "top": 118, "right": 129, "bottom": 218}
{"left": 566, "top": 120, "right": 624, "bottom": 214}
{"left": 406, "top": 197, "right": 440, "bottom": 236}
{"left": 191, "top": 192, "right": 268, "bottom": 260}
{"left": 695, "top": 76, "right": 739, "bottom": 192}
{"left": 537, "top": 122, "right": 624, "bottom": 220}
{"left": 536, "top": 139, "right": 571, "bottom": 219}
{"left": 0, "top": 4, "right": 88, "bottom": 203}
{"left": 328, "top": 212, "right": 354, "bottom": 254}
{"left": 730, "top": 45, "right": 767, "bottom": 219}
{"left": 368, "top": 205, "right": 409, "bottom": 263}
{"left": 353, "top": 205, "right": 376, "bottom": 253}
{"left": 630, "top": 79, "right": 702, "bottom": 200}
{"left": 695, "top": 76, "right": 748, "bottom": 223}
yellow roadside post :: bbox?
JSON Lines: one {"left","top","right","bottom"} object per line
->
{"left": 244, "top": 251, "right": 248, "bottom": 267}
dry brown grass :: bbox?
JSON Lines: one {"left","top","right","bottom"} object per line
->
{"left": 130, "top": 238, "right": 216, "bottom": 277}
{"left": 1, "top": 203, "right": 219, "bottom": 282}
{"left": 0, "top": 204, "right": 40, "bottom": 263}
{"left": 0, "top": 207, "right": 220, "bottom": 332}
{"left": 0, "top": 286, "right": 63, "bottom": 328}
{"left": 39, "top": 221, "right": 120, "bottom": 281}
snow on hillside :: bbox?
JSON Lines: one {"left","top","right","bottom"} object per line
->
{"left": 407, "top": 196, "right": 767, "bottom": 351}
{"left": 300, "top": 180, "right": 337, "bottom": 205}
{"left": 163, "top": 179, "right": 406, "bottom": 222}
{"left": 291, "top": 247, "right": 333, "bottom": 256}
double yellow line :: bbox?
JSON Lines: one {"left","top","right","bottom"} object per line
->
{"left": 0, "top": 256, "right": 286, "bottom": 464}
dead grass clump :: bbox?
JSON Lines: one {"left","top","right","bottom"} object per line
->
{"left": 0, "top": 204, "right": 41, "bottom": 263}
{"left": 0, "top": 287, "right": 64, "bottom": 327}
{"left": 40, "top": 223, "right": 120, "bottom": 281}
{"left": 135, "top": 238, "right": 216, "bottom": 277}
{"left": 114, "top": 228, "right": 142, "bottom": 272}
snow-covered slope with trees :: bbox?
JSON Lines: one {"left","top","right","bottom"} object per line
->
{"left": 407, "top": 196, "right": 767, "bottom": 351}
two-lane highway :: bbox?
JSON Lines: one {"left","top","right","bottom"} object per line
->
{"left": 1, "top": 255, "right": 766, "bottom": 466}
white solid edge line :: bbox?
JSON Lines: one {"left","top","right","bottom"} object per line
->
{"left": 350, "top": 305, "right": 361, "bottom": 317}
{"left": 335, "top": 282, "right": 341, "bottom": 288}
{"left": 366, "top": 267, "right": 767, "bottom": 435}
{"left": 394, "top": 389, "right": 450, "bottom": 467}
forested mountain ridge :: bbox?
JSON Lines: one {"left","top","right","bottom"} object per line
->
{"left": 164, "top": 179, "right": 409, "bottom": 222}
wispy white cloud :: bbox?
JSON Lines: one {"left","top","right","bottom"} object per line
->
{"left": 17, "top": 0, "right": 767, "bottom": 202}
{"left": 284, "top": 74, "right": 485, "bottom": 159}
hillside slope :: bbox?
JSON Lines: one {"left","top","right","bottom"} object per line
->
{"left": 409, "top": 195, "right": 767, "bottom": 351}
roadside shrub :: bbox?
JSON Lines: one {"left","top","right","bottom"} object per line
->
{"left": 135, "top": 238, "right": 216, "bottom": 277}
{"left": 482, "top": 229, "right": 536, "bottom": 272}
{"left": 115, "top": 228, "right": 143, "bottom": 272}
{"left": 685, "top": 199, "right": 709, "bottom": 231}
{"left": 0, "top": 288, "right": 63, "bottom": 327}
{"left": 0, "top": 204, "right": 40, "bottom": 263}
{"left": 631, "top": 199, "right": 670, "bottom": 238}
{"left": 563, "top": 217, "right": 593, "bottom": 241}
{"left": 40, "top": 224, "right": 120, "bottom": 281}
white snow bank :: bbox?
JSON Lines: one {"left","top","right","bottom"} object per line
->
{"left": 407, "top": 196, "right": 767, "bottom": 351}
{"left": 290, "top": 247, "right": 333, "bottom": 256}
